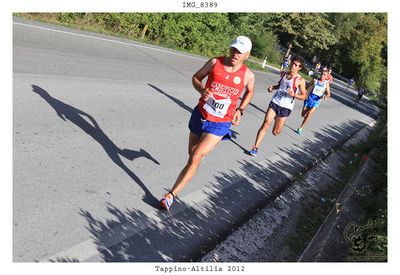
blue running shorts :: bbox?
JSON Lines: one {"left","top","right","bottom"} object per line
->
{"left": 189, "top": 106, "right": 232, "bottom": 140}
{"left": 268, "top": 101, "right": 292, "bottom": 117}
{"left": 304, "top": 93, "right": 321, "bottom": 108}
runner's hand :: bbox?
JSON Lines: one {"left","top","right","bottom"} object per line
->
{"left": 268, "top": 86, "right": 273, "bottom": 93}
{"left": 201, "top": 88, "right": 212, "bottom": 101}
{"left": 232, "top": 110, "right": 241, "bottom": 126}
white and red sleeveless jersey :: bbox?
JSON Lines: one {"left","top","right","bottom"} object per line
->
{"left": 271, "top": 72, "right": 302, "bottom": 110}
{"left": 198, "top": 57, "right": 247, "bottom": 122}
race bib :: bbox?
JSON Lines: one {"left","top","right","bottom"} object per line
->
{"left": 203, "top": 95, "right": 231, "bottom": 118}
{"left": 275, "top": 85, "right": 290, "bottom": 100}
{"left": 312, "top": 85, "right": 325, "bottom": 97}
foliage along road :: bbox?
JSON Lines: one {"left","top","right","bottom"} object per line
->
{"left": 13, "top": 17, "right": 379, "bottom": 262}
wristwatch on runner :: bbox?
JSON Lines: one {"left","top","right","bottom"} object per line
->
{"left": 236, "top": 108, "right": 244, "bottom": 115}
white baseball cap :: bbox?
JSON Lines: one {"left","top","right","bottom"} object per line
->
{"left": 229, "top": 36, "right": 252, "bottom": 53}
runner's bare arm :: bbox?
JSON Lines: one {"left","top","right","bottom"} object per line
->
{"left": 232, "top": 69, "right": 255, "bottom": 125}
{"left": 324, "top": 84, "right": 331, "bottom": 99}
{"left": 192, "top": 58, "right": 217, "bottom": 101}
{"left": 290, "top": 77, "right": 307, "bottom": 100}
{"left": 268, "top": 84, "right": 280, "bottom": 92}
{"left": 306, "top": 78, "right": 316, "bottom": 90}
{"left": 238, "top": 69, "right": 255, "bottom": 110}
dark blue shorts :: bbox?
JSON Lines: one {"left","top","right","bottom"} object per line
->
{"left": 268, "top": 101, "right": 292, "bottom": 117}
{"left": 189, "top": 106, "right": 232, "bottom": 140}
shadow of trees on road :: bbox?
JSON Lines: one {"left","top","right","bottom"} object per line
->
{"left": 66, "top": 120, "right": 372, "bottom": 262}
{"left": 324, "top": 82, "right": 379, "bottom": 119}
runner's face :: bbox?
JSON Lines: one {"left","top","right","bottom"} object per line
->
{"left": 321, "top": 72, "right": 328, "bottom": 80}
{"left": 229, "top": 47, "right": 248, "bottom": 65}
{"left": 290, "top": 61, "right": 302, "bottom": 73}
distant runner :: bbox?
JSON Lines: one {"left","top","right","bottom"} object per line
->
{"left": 355, "top": 83, "right": 366, "bottom": 105}
{"left": 280, "top": 54, "right": 292, "bottom": 73}
{"left": 160, "top": 36, "right": 255, "bottom": 211}
{"left": 326, "top": 67, "right": 333, "bottom": 85}
{"left": 315, "top": 62, "right": 321, "bottom": 72}
{"left": 296, "top": 70, "right": 331, "bottom": 134}
{"left": 348, "top": 77, "right": 355, "bottom": 88}
{"left": 249, "top": 56, "right": 307, "bottom": 156}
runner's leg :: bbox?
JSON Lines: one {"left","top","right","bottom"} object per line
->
{"left": 173, "top": 131, "right": 201, "bottom": 188}
{"left": 170, "top": 132, "right": 223, "bottom": 196}
{"left": 254, "top": 107, "right": 276, "bottom": 148}
{"left": 299, "top": 107, "right": 317, "bottom": 129}
{"left": 272, "top": 116, "right": 288, "bottom": 136}
{"left": 188, "top": 131, "right": 201, "bottom": 155}
{"left": 301, "top": 105, "right": 309, "bottom": 117}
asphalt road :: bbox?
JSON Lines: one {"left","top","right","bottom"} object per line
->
{"left": 13, "top": 17, "right": 380, "bottom": 262}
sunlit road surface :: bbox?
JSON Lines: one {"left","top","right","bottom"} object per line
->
{"left": 13, "top": 17, "right": 379, "bottom": 262}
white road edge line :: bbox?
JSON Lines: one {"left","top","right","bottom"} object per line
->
{"left": 16, "top": 19, "right": 376, "bottom": 262}
{"left": 14, "top": 19, "right": 246, "bottom": 262}
{"left": 13, "top": 21, "right": 279, "bottom": 77}
{"left": 13, "top": 21, "right": 207, "bottom": 61}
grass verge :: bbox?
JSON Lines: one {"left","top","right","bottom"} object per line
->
{"left": 286, "top": 108, "right": 387, "bottom": 261}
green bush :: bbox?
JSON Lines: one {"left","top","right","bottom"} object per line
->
{"left": 161, "top": 13, "right": 232, "bottom": 57}
{"left": 250, "top": 33, "right": 280, "bottom": 62}
{"left": 57, "top": 13, "right": 86, "bottom": 23}
{"left": 18, "top": 12, "right": 285, "bottom": 61}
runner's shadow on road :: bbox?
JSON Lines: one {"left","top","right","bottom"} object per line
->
{"left": 147, "top": 83, "right": 193, "bottom": 113}
{"left": 31, "top": 85, "right": 160, "bottom": 209}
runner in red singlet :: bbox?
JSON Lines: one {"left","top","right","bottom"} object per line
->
{"left": 160, "top": 36, "right": 255, "bottom": 211}
{"left": 326, "top": 67, "right": 333, "bottom": 85}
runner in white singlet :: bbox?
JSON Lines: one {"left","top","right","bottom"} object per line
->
{"left": 249, "top": 56, "right": 307, "bottom": 156}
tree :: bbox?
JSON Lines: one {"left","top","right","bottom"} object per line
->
{"left": 326, "top": 13, "right": 387, "bottom": 97}
{"left": 227, "top": 13, "right": 280, "bottom": 61}
{"left": 162, "top": 13, "right": 232, "bottom": 57}
{"left": 265, "top": 13, "right": 338, "bottom": 57}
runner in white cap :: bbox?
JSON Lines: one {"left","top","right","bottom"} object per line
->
{"left": 160, "top": 36, "right": 255, "bottom": 210}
